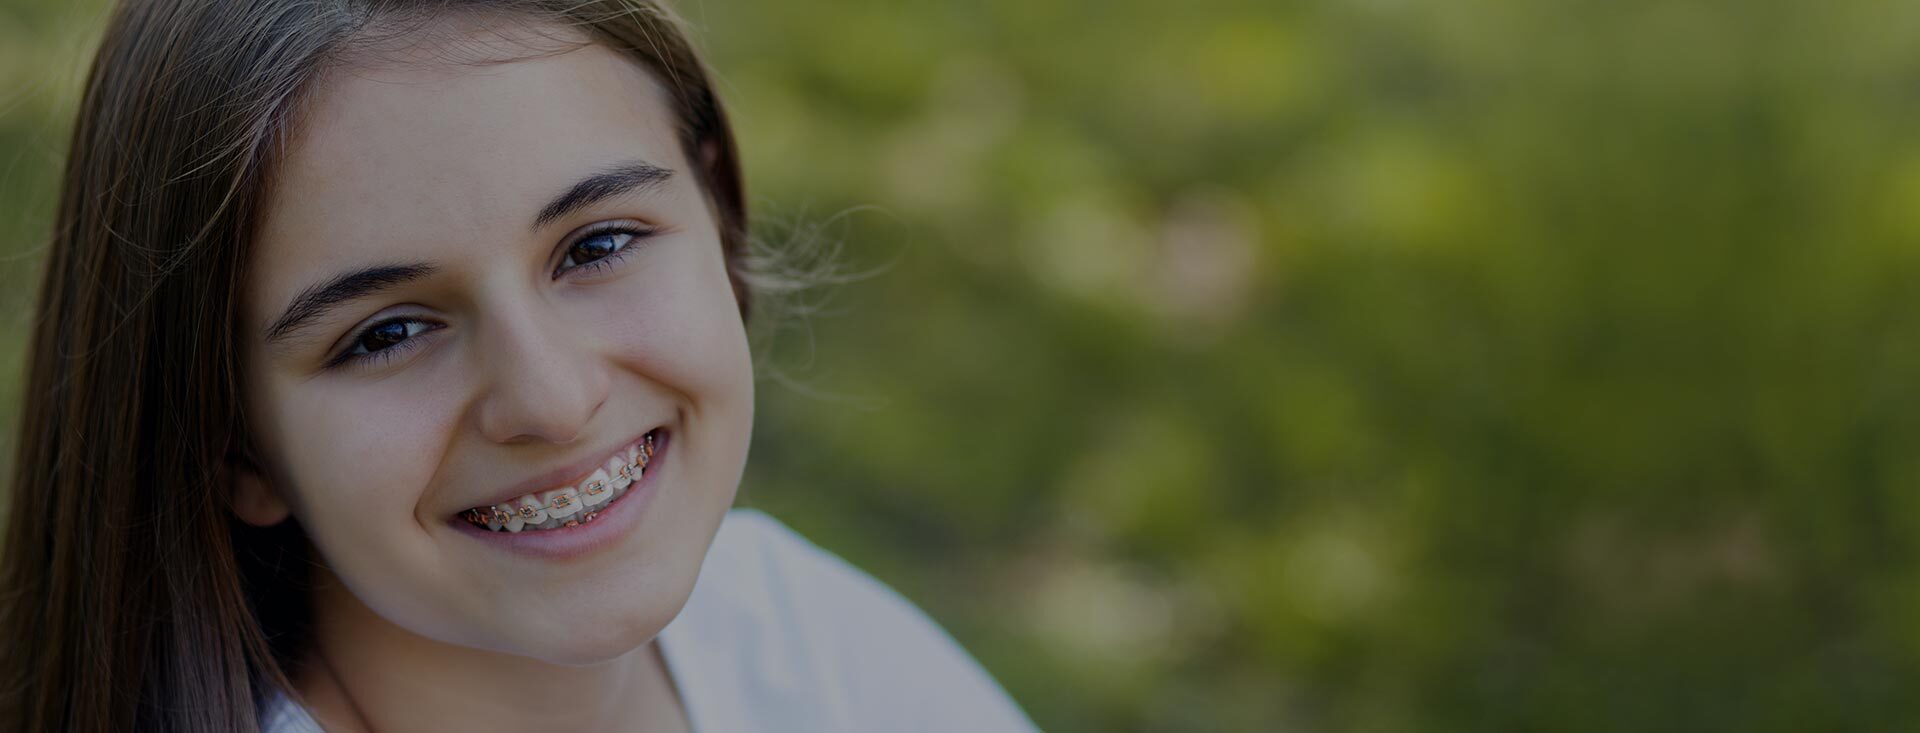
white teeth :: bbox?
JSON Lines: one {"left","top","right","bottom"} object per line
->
{"left": 495, "top": 503, "right": 525, "bottom": 532}
{"left": 468, "top": 430, "right": 659, "bottom": 533}
{"left": 546, "top": 487, "right": 583, "bottom": 519}
{"left": 616, "top": 450, "right": 639, "bottom": 487}
{"left": 582, "top": 468, "right": 614, "bottom": 507}
{"left": 515, "top": 495, "right": 549, "bottom": 525}
{"left": 602, "top": 456, "right": 626, "bottom": 488}
{"left": 580, "top": 489, "right": 611, "bottom": 508}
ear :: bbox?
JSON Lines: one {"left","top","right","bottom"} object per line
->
{"left": 227, "top": 448, "right": 291, "bottom": 527}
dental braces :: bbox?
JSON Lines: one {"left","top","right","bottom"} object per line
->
{"left": 463, "top": 433, "right": 654, "bottom": 528}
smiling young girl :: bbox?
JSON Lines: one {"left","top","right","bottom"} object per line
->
{"left": 0, "top": 1, "right": 1036, "bottom": 731}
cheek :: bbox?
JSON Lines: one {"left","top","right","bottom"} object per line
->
{"left": 277, "top": 377, "right": 463, "bottom": 515}
{"left": 590, "top": 239, "right": 756, "bottom": 533}
{"left": 266, "top": 371, "right": 466, "bottom": 595}
{"left": 593, "top": 237, "right": 755, "bottom": 417}
{"left": 262, "top": 375, "right": 478, "bottom": 636}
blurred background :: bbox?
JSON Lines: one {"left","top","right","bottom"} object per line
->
{"left": 6, "top": 0, "right": 1920, "bottom": 730}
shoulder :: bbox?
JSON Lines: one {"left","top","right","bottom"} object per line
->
{"left": 659, "top": 507, "right": 1039, "bottom": 733}
{"left": 260, "top": 692, "right": 324, "bottom": 733}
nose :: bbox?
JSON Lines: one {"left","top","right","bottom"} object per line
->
{"left": 472, "top": 295, "right": 610, "bottom": 445}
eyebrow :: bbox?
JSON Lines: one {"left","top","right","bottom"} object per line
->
{"left": 262, "top": 160, "right": 675, "bottom": 348}
{"left": 263, "top": 263, "right": 437, "bottom": 347}
{"left": 531, "top": 160, "right": 674, "bottom": 231}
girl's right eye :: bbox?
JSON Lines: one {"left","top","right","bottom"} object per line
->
{"left": 326, "top": 317, "right": 439, "bottom": 370}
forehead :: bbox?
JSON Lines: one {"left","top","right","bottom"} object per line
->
{"left": 249, "top": 22, "right": 684, "bottom": 326}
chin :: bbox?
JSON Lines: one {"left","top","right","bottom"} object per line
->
{"left": 516, "top": 587, "right": 690, "bottom": 666}
{"left": 530, "top": 637, "right": 649, "bottom": 667}
{"left": 526, "top": 624, "right": 659, "bottom": 667}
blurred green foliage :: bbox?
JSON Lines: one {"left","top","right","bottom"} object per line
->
{"left": 6, "top": 0, "right": 1920, "bottom": 730}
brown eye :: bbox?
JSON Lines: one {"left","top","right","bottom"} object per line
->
{"left": 359, "top": 320, "right": 412, "bottom": 352}
{"left": 561, "top": 231, "right": 634, "bottom": 270}
{"left": 330, "top": 318, "right": 437, "bottom": 369}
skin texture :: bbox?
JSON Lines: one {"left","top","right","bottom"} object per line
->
{"left": 230, "top": 21, "right": 752, "bottom": 732}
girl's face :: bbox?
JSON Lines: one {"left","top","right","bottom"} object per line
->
{"left": 237, "top": 30, "right": 753, "bottom": 664}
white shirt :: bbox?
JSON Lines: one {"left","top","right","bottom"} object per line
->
{"left": 262, "top": 507, "right": 1040, "bottom": 732}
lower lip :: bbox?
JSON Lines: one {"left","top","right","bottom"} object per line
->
{"left": 450, "top": 429, "right": 671, "bottom": 561}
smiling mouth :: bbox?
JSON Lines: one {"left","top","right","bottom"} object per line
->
{"left": 460, "top": 428, "right": 661, "bottom": 533}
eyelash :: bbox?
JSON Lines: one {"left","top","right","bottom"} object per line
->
{"left": 555, "top": 223, "right": 655, "bottom": 278}
{"left": 323, "top": 319, "right": 434, "bottom": 370}
{"left": 322, "top": 223, "right": 657, "bottom": 371}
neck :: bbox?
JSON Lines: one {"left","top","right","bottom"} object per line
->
{"left": 296, "top": 566, "right": 689, "bottom": 733}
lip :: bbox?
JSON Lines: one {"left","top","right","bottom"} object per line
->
{"left": 449, "top": 428, "right": 671, "bottom": 560}
{"left": 456, "top": 427, "right": 663, "bottom": 513}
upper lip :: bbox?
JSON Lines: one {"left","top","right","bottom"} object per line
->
{"left": 454, "top": 427, "right": 659, "bottom": 514}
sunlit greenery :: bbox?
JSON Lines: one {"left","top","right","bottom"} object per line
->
{"left": 6, "top": 0, "right": 1920, "bottom": 730}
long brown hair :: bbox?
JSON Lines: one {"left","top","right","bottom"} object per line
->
{"left": 0, "top": 1, "right": 748, "bottom": 730}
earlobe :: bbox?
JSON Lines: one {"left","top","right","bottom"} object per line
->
{"left": 228, "top": 453, "right": 291, "bottom": 527}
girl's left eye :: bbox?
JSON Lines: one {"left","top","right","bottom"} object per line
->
{"left": 557, "top": 225, "right": 654, "bottom": 276}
